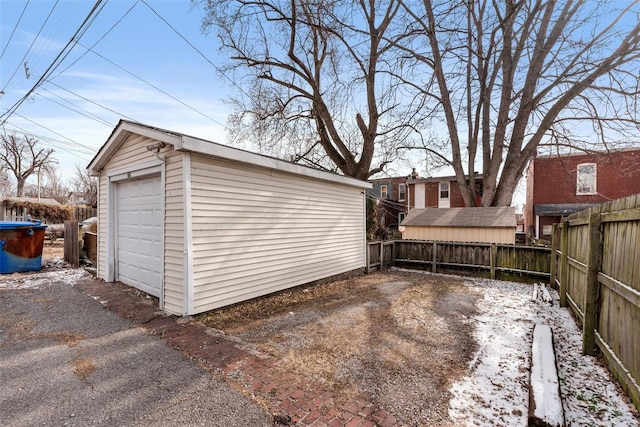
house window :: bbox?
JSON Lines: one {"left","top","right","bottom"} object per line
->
{"left": 398, "top": 212, "right": 406, "bottom": 224}
{"left": 576, "top": 163, "right": 597, "bottom": 195}
{"left": 399, "top": 184, "right": 406, "bottom": 201}
{"left": 440, "top": 182, "right": 449, "bottom": 199}
{"left": 380, "top": 184, "right": 388, "bottom": 199}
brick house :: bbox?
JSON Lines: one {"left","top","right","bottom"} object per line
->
{"left": 407, "top": 175, "right": 483, "bottom": 210}
{"left": 368, "top": 176, "right": 409, "bottom": 232}
{"left": 524, "top": 148, "right": 640, "bottom": 241}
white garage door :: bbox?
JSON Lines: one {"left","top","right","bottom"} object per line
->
{"left": 116, "top": 175, "right": 162, "bottom": 297}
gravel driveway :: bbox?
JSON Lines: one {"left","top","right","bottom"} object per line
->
{"left": 0, "top": 271, "right": 271, "bottom": 427}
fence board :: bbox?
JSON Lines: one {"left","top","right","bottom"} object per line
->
{"left": 558, "top": 193, "right": 640, "bottom": 411}
{"left": 376, "top": 240, "right": 549, "bottom": 281}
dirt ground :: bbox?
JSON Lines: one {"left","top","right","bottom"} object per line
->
{"left": 41, "top": 241, "right": 64, "bottom": 259}
{"left": 198, "top": 271, "right": 481, "bottom": 426}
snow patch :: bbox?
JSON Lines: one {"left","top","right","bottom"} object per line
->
{"left": 530, "top": 324, "right": 563, "bottom": 426}
{"left": 0, "top": 268, "right": 90, "bottom": 289}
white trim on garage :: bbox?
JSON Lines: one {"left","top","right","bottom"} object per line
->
{"left": 182, "top": 152, "right": 194, "bottom": 316}
{"left": 106, "top": 161, "right": 165, "bottom": 309}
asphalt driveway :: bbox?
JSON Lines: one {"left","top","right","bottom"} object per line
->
{"left": 0, "top": 274, "right": 271, "bottom": 427}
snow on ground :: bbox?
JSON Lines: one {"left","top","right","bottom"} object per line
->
{"left": 0, "top": 261, "right": 90, "bottom": 289}
{"left": 440, "top": 272, "right": 640, "bottom": 427}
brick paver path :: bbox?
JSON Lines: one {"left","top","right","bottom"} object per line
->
{"left": 75, "top": 278, "right": 398, "bottom": 426}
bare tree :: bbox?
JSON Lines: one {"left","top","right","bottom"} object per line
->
{"left": 199, "top": 0, "right": 427, "bottom": 180}
{"left": 0, "top": 134, "right": 55, "bottom": 197}
{"left": 398, "top": 0, "right": 640, "bottom": 206}
{"left": 23, "top": 163, "right": 68, "bottom": 200}
{"left": 71, "top": 166, "right": 97, "bottom": 208}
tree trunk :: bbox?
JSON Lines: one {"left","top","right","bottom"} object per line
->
{"left": 16, "top": 179, "right": 25, "bottom": 197}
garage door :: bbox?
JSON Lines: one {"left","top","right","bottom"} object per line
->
{"left": 116, "top": 175, "right": 162, "bottom": 297}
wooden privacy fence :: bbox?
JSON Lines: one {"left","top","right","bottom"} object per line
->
{"left": 551, "top": 194, "right": 640, "bottom": 410}
{"left": 367, "top": 240, "right": 551, "bottom": 281}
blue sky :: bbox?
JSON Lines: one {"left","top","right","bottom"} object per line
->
{"left": 1, "top": 0, "right": 531, "bottom": 207}
{"left": 1, "top": 0, "right": 230, "bottom": 177}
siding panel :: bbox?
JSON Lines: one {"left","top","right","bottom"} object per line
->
{"left": 162, "top": 150, "right": 184, "bottom": 315}
{"left": 189, "top": 154, "right": 365, "bottom": 313}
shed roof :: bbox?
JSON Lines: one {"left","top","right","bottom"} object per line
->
{"left": 402, "top": 207, "right": 516, "bottom": 228}
{"left": 87, "top": 120, "right": 371, "bottom": 190}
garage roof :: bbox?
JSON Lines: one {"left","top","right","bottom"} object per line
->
{"left": 87, "top": 120, "right": 371, "bottom": 189}
{"left": 402, "top": 207, "right": 516, "bottom": 228}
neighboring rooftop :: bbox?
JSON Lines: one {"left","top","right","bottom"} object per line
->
{"left": 402, "top": 206, "right": 516, "bottom": 228}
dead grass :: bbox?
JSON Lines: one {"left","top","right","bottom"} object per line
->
{"left": 197, "top": 270, "right": 481, "bottom": 426}
{"left": 72, "top": 356, "right": 97, "bottom": 380}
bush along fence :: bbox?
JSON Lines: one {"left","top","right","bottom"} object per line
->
{"left": 366, "top": 240, "right": 551, "bottom": 282}
{"left": 551, "top": 194, "right": 640, "bottom": 411}
{"left": 1, "top": 200, "right": 96, "bottom": 223}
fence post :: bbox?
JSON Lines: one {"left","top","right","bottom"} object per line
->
{"left": 559, "top": 220, "right": 569, "bottom": 307}
{"left": 431, "top": 242, "right": 437, "bottom": 273}
{"left": 490, "top": 244, "right": 497, "bottom": 279}
{"left": 366, "top": 242, "right": 372, "bottom": 273}
{"left": 64, "top": 221, "right": 80, "bottom": 268}
{"left": 379, "top": 241, "right": 384, "bottom": 270}
{"left": 550, "top": 224, "right": 558, "bottom": 288}
{"left": 583, "top": 210, "right": 602, "bottom": 356}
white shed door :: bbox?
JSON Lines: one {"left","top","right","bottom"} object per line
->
{"left": 116, "top": 175, "right": 162, "bottom": 297}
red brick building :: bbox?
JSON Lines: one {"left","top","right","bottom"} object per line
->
{"left": 524, "top": 148, "right": 640, "bottom": 241}
{"left": 407, "top": 175, "right": 483, "bottom": 209}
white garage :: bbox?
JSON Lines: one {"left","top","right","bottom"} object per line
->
{"left": 88, "top": 120, "right": 370, "bottom": 316}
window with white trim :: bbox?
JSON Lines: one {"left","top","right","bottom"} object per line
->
{"left": 398, "top": 212, "right": 406, "bottom": 224}
{"left": 380, "top": 184, "right": 388, "bottom": 199}
{"left": 398, "top": 184, "right": 406, "bottom": 201}
{"left": 576, "top": 163, "right": 597, "bottom": 195}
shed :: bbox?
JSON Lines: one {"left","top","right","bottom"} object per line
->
{"left": 400, "top": 207, "right": 516, "bottom": 244}
{"left": 87, "top": 120, "right": 371, "bottom": 316}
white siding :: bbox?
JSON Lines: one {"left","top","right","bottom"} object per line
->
{"left": 189, "top": 154, "right": 365, "bottom": 313}
{"left": 403, "top": 226, "right": 515, "bottom": 244}
{"left": 162, "top": 150, "right": 184, "bottom": 315}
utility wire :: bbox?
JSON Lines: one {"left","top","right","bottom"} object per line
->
{"left": 1, "top": 1, "right": 59, "bottom": 93}
{"left": 14, "top": 113, "right": 97, "bottom": 154}
{"left": 3, "top": 123, "right": 94, "bottom": 160}
{"left": 140, "top": 0, "right": 252, "bottom": 100}
{"left": 77, "top": 41, "right": 226, "bottom": 128}
{"left": 54, "top": 0, "right": 140, "bottom": 78}
{"left": 36, "top": 90, "right": 112, "bottom": 127}
{"left": 44, "top": 79, "right": 138, "bottom": 122}
{"left": 0, "top": 0, "right": 30, "bottom": 61}
{"left": 0, "top": 0, "right": 105, "bottom": 125}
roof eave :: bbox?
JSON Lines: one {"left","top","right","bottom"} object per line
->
{"left": 86, "top": 120, "right": 183, "bottom": 176}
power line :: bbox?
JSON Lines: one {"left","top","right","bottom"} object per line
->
{"left": 13, "top": 113, "right": 97, "bottom": 155}
{"left": 2, "top": 123, "right": 93, "bottom": 161}
{"left": 77, "top": 41, "right": 227, "bottom": 128}
{"left": 53, "top": 0, "right": 140, "bottom": 78}
{"left": 0, "top": 0, "right": 105, "bottom": 126}
{"left": 140, "top": 0, "right": 252, "bottom": 100}
{"left": 36, "top": 89, "right": 113, "bottom": 127}
{"left": 0, "top": 0, "right": 30, "bottom": 61}
{"left": 44, "top": 79, "right": 138, "bottom": 122}
{"left": 1, "top": 1, "right": 59, "bottom": 93}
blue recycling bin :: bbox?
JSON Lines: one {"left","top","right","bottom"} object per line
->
{"left": 0, "top": 221, "right": 48, "bottom": 274}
